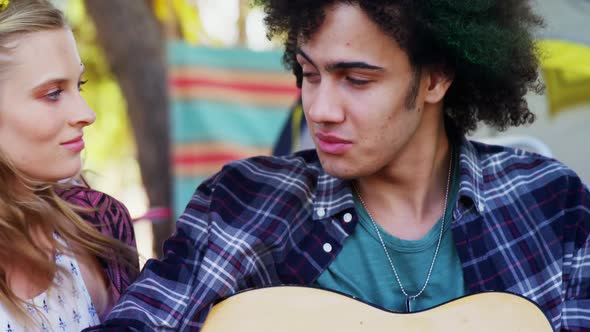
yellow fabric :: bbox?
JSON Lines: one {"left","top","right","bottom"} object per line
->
{"left": 172, "top": 0, "right": 202, "bottom": 44}
{"left": 290, "top": 104, "right": 304, "bottom": 150}
{"left": 0, "top": 0, "right": 10, "bottom": 11}
{"left": 153, "top": 0, "right": 203, "bottom": 44}
{"left": 537, "top": 40, "right": 590, "bottom": 115}
{"left": 153, "top": 0, "right": 171, "bottom": 21}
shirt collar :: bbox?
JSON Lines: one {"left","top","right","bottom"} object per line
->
{"left": 456, "top": 137, "right": 486, "bottom": 215}
{"left": 312, "top": 170, "right": 355, "bottom": 221}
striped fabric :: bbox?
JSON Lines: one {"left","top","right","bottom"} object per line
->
{"left": 88, "top": 137, "right": 589, "bottom": 332}
{"left": 169, "top": 41, "right": 300, "bottom": 214}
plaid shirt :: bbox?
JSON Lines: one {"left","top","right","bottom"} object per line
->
{"left": 89, "top": 138, "right": 590, "bottom": 332}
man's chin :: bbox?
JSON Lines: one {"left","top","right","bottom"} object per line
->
{"left": 318, "top": 157, "right": 359, "bottom": 180}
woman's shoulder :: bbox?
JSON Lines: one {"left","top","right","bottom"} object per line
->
{"left": 57, "top": 185, "right": 126, "bottom": 211}
{"left": 56, "top": 186, "right": 139, "bottom": 302}
{"left": 56, "top": 185, "right": 135, "bottom": 246}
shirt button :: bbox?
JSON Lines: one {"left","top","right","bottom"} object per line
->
{"left": 343, "top": 213, "right": 352, "bottom": 223}
{"left": 478, "top": 202, "right": 485, "bottom": 212}
{"left": 316, "top": 208, "right": 326, "bottom": 217}
{"left": 323, "top": 243, "right": 332, "bottom": 253}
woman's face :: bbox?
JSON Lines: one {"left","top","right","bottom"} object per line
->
{"left": 0, "top": 28, "right": 95, "bottom": 182}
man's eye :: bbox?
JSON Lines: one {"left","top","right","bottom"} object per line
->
{"left": 302, "top": 72, "right": 320, "bottom": 83}
{"left": 346, "top": 77, "right": 371, "bottom": 86}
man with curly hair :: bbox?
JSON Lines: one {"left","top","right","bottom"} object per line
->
{"left": 88, "top": 1, "right": 589, "bottom": 331}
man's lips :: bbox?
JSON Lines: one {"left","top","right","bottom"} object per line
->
{"left": 315, "top": 132, "right": 353, "bottom": 154}
{"left": 316, "top": 132, "right": 352, "bottom": 144}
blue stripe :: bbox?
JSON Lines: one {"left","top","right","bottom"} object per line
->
{"left": 167, "top": 41, "right": 287, "bottom": 72}
{"left": 171, "top": 100, "right": 290, "bottom": 146}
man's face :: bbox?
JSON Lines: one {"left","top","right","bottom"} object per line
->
{"left": 296, "top": 3, "right": 433, "bottom": 179}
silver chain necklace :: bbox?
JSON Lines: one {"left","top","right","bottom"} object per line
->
{"left": 353, "top": 150, "right": 453, "bottom": 313}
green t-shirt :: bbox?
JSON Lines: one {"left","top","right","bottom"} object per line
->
{"left": 314, "top": 158, "right": 467, "bottom": 313}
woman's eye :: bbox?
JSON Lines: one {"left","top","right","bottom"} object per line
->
{"left": 45, "top": 89, "right": 63, "bottom": 101}
{"left": 78, "top": 79, "right": 88, "bottom": 91}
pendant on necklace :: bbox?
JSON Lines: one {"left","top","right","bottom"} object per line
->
{"left": 405, "top": 296, "right": 412, "bottom": 313}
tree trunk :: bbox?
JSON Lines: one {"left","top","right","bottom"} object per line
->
{"left": 237, "top": 0, "right": 248, "bottom": 46}
{"left": 85, "top": 0, "right": 173, "bottom": 258}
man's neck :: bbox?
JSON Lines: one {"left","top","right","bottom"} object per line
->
{"left": 354, "top": 115, "right": 452, "bottom": 240}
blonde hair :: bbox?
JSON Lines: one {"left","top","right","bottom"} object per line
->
{"left": 0, "top": 0, "right": 139, "bottom": 324}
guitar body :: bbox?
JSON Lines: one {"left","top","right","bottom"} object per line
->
{"left": 201, "top": 286, "right": 553, "bottom": 332}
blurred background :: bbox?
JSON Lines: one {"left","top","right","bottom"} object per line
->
{"left": 55, "top": 0, "right": 590, "bottom": 265}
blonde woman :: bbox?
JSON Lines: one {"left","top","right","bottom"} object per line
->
{"left": 0, "top": 0, "right": 139, "bottom": 330}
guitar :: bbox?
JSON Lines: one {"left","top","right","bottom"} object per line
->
{"left": 201, "top": 286, "right": 553, "bottom": 331}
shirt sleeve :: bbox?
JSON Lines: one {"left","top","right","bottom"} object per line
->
{"left": 561, "top": 180, "right": 590, "bottom": 331}
{"left": 85, "top": 173, "right": 243, "bottom": 331}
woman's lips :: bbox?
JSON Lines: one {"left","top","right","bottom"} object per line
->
{"left": 60, "top": 136, "right": 85, "bottom": 153}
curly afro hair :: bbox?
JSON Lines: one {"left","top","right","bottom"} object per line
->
{"left": 255, "top": 0, "right": 545, "bottom": 135}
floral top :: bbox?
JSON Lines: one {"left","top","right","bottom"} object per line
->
{"left": 0, "top": 238, "right": 100, "bottom": 331}
{"left": 0, "top": 186, "right": 139, "bottom": 330}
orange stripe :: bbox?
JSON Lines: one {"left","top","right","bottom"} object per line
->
{"left": 173, "top": 145, "right": 272, "bottom": 177}
{"left": 169, "top": 67, "right": 295, "bottom": 86}
{"left": 174, "top": 164, "right": 225, "bottom": 177}
{"left": 175, "top": 152, "right": 244, "bottom": 165}
{"left": 171, "top": 77, "right": 298, "bottom": 94}
{"left": 174, "top": 143, "right": 270, "bottom": 164}
{"left": 174, "top": 142, "right": 269, "bottom": 155}
{"left": 171, "top": 86, "right": 299, "bottom": 108}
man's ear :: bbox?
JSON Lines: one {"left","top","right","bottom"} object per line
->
{"left": 424, "top": 67, "right": 454, "bottom": 104}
